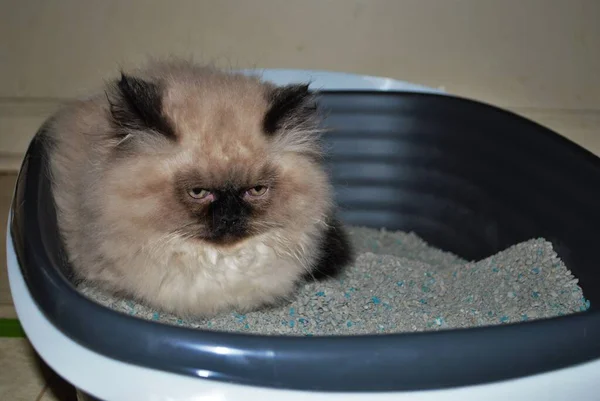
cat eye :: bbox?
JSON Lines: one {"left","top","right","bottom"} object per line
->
{"left": 187, "top": 187, "right": 211, "bottom": 200}
{"left": 246, "top": 185, "right": 268, "bottom": 197}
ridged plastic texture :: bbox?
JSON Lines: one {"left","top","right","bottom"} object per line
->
{"left": 10, "top": 91, "right": 600, "bottom": 392}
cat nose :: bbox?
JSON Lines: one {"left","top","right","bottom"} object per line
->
{"left": 219, "top": 215, "right": 240, "bottom": 226}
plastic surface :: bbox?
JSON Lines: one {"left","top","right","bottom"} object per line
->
{"left": 9, "top": 91, "right": 600, "bottom": 393}
{"left": 238, "top": 68, "right": 445, "bottom": 93}
{"left": 8, "top": 230, "right": 600, "bottom": 401}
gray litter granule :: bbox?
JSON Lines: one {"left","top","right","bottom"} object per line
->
{"left": 78, "top": 227, "right": 590, "bottom": 336}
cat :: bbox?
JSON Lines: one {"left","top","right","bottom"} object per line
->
{"left": 45, "top": 59, "right": 352, "bottom": 318}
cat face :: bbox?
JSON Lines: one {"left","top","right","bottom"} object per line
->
{"left": 100, "top": 66, "right": 331, "bottom": 248}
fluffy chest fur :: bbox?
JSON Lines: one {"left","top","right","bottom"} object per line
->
{"left": 99, "top": 230, "right": 318, "bottom": 317}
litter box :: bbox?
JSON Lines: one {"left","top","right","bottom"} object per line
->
{"left": 7, "top": 70, "right": 600, "bottom": 401}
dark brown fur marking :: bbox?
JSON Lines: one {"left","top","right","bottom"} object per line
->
{"left": 263, "top": 84, "right": 317, "bottom": 135}
{"left": 108, "top": 73, "right": 176, "bottom": 139}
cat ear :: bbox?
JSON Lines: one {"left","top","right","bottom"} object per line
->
{"left": 108, "top": 72, "right": 176, "bottom": 138}
{"left": 263, "top": 84, "right": 318, "bottom": 135}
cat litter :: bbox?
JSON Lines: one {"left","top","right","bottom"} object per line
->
{"left": 78, "top": 226, "right": 589, "bottom": 336}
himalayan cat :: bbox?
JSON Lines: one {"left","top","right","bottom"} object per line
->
{"left": 44, "top": 59, "right": 352, "bottom": 318}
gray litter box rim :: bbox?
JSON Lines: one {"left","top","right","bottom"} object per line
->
{"left": 10, "top": 90, "right": 600, "bottom": 393}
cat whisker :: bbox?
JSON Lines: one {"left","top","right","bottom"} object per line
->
{"left": 115, "top": 134, "right": 133, "bottom": 147}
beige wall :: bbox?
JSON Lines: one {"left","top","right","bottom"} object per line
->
{"left": 1, "top": 0, "right": 599, "bottom": 167}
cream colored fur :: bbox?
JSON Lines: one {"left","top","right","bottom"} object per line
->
{"left": 46, "top": 59, "right": 333, "bottom": 317}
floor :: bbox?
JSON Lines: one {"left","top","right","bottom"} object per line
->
{"left": 0, "top": 173, "right": 78, "bottom": 401}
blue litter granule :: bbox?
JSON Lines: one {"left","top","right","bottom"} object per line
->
{"left": 532, "top": 267, "right": 540, "bottom": 274}
{"left": 500, "top": 316, "right": 509, "bottom": 323}
{"left": 152, "top": 312, "right": 160, "bottom": 320}
{"left": 581, "top": 299, "right": 591, "bottom": 311}
{"left": 315, "top": 291, "right": 325, "bottom": 296}
{"left": 396, "top": 280, "right": 404, "bottom": 287}
{"left": 233, "top": 313, "right": 246, "bottom": 323}
{"left": 289, "top": 307, "right": 295, "bottom": 316}
{"left": 126, "top": 301, "right": 136, "bottom": 315}
{"left": 371, "top": 296, "right": 381, "bottom": 304}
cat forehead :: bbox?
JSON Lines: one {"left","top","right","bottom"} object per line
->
{"left": 159, "top": 80, "right": 277, "bottom": 179}
{"left": 169, "top": 105, "right": 272, "bottom": 166}
{"left": 161, "top": 80, "right": 270, "bottom": 142}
